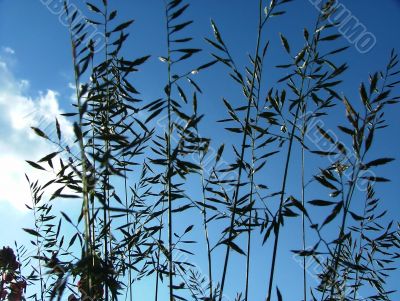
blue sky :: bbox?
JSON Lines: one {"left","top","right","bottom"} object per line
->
{"left": 0, "top": 1, "right": 400, "bottom": 300}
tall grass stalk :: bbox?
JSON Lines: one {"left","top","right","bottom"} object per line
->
{"left": 265, "top": 7, "right": 326, "bottom": 299}
{"left": 218, "top": 1, "right": 266, "bottom": 299}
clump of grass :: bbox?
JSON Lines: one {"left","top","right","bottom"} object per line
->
{"left": 17, "top": 0, "right": 400, "bottom": 300}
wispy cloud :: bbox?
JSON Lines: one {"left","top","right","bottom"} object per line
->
{"left": 2, "top": 46, "right": 15, "bottom": 55}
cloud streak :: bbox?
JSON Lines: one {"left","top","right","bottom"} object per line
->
{"left": 2, "top": 46, "right": 15, "bottom": 55}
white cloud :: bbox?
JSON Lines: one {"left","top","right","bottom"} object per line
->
{"left": 0, "top": 58, "right": 74, "bottom": 211}
{"left": 68, "top": 82, "right": 77, "bottom": 102}
{"left": 2, "top": 46, "right": 15, "bottom": 55}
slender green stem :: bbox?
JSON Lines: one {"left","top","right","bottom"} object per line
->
{"left": 89, "top": 57, "right": 97, "bottom": 271}
{"left": 66, "top": 5, "right": 93, "bottom": 295}
{"left": 29, "top": 185, "right": 44, "bottom": 301}
{"left": 103, "top": 4, "right": 111, "bottom": 300}
{"left": 351, "top": 79, "right": 387, "bottom": 300}
{"left": 325, "top": 105, "right": 373, "bottom": 299}
{"left": 352, "top": 192, "right": 368, "bottom": 301}
{"left": 154, "top": 208, "right": 163, "bottom": 301}
{"left": 266, "top": 12, "right": 322, "bottom": 299}
{"left": 69, "top": 10, "right": 91, "bottom": 260}
{"left": 218, "top": 2, "right": 264, "bottom": 299}
{"left": 266, "top": 104, "right": 301, "bottom": 301}
{"left": 245, "top": 49, "right": 265, "bottom": 301}
{"left": 164, "top": 4, "right": 174, "bottom": 300}
{"left": 197, "top": 142, "right": 213, "bottom": 299}
{"left": 123, "top": 156, "right": 133, "bottom": 301}
{"left": 301, "top": 104, "right": 307, "bottom": 301}
{"left": 245, "top": 141, "right": 255, "bottom": 301}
